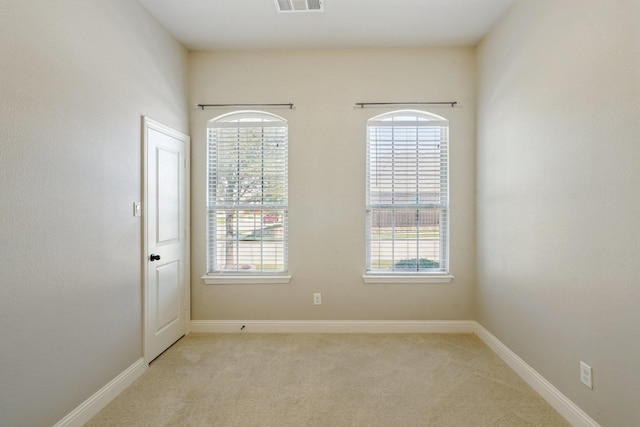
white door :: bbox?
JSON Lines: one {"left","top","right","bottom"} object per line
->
{"left": 143, "top": 117, "right": 189, "bottom": 363}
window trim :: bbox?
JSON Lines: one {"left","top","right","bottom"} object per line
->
{"left": 365, "top": 109, "right": 450, "bottom": 277}
{"left": 202, "top": 274, "right": 292, "bottom": 285}
{"left": 205, "top": 110, "right": 289, "bottom": 279}
{"left": 362, "top": 274, "right": 454, "bottom": 284}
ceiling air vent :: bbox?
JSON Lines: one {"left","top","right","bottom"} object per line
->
{"left": 275, "top": 0, "right": 323, "bottom": 13}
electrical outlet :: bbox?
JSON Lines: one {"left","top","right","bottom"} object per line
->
{"left": 313, "top": 293, "right": 322, "bottom": 305}
{"left": 580, "top": 361, "right": 593, "bottom": 389}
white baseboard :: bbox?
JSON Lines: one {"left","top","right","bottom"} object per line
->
{"left": 473, "top": 324, "right": 600, "bottom": 427}
{"left": 190, "top": 319, "right": 476, "bottom": 334}
{"left": 53, "top": 358, "right": 146, "bottom": 427}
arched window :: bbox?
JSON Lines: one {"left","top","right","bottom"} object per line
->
{"left": 365, "top": 110, "right": 449, "bottom": 275}
{"left": 206, "top": 111, "right": 288, "bottom": 275}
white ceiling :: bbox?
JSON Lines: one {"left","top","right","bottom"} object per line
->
{"left": 138, "top": 0, "right": 517, "bottom": 51}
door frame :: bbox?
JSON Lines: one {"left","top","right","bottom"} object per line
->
{"left": 142, "top": 116, "right": 190, "bottom": 364}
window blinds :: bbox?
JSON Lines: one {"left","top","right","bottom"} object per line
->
{"left": 207, "top": 112, "right": 288, "bottom": 274}
{"left": 366, "top": 111, "right": 449, "bottom": 274}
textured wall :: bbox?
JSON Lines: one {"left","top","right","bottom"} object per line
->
{"left": 0, "top": 1, "right": 188, "bottom": 425}
{"left": 189, "top": 48, "right": 477, "bottom": 321}
{"left": 476, "top": 0, "right": 640, "bottom": 425}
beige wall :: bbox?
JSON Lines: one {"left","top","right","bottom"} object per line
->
{"left": 190, "top": 48, "right": 477, "bottom": 321}
{"left": 0, "top": 1, "right": 188, "bottom": 425}
{"left": 8, "top": 1, "right": 639, "bottom": 424}
{"left": 476, "top": 0, "right": 640, "bottom": 425}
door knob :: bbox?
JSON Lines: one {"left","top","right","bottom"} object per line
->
{"left": 149, "top": 254, "right": 161, "bottom": 262}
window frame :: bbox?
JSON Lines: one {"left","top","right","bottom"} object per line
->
{"left": 202, "top": 110, "right": 291, "bottom": 285}
{"left": 363, "top": 110, "right": 453, "bottom": 284}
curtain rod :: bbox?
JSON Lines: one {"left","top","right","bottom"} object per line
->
{"left": 354, "top": 101, "right": 458, "bottom": 108}
{"left": 197, "top": 103, "right": 295, "bottom": 110}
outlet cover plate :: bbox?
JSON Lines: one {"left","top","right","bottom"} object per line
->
{"left": 580, "top": 361, "right": 593, "bottom": 389}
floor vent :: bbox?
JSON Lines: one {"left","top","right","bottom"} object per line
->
{"left": 275, "top": 0, "right": 323, "bottom": 13}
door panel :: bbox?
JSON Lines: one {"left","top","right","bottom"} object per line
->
{"left": 155, "top": 260, "right": 181, "bottom": 333}
{"left": 157, "top": 147, "right": 180, "bottom": 244}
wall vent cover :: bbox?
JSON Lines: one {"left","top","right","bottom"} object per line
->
{"left": 275, "top": 0, "right": 323, "bottom": 13}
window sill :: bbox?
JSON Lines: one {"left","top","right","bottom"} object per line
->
{"left": 202, "top": 274, "right": 292, "bottom": 285}
{"left": 362, "top": 274, "right": 454, "bottom": 284}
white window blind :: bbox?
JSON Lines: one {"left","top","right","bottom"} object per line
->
{"left": 366, "top": 110, "right": 449, "bottom": 274}
{"left": 207, "top": 111, "right": 288, "bottom": 274}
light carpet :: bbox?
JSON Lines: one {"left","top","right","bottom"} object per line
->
{"left": 86, "top": 333, "right": 569, "bottom": 426}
